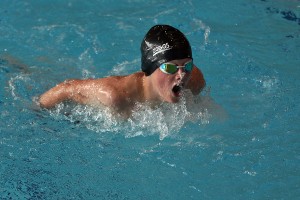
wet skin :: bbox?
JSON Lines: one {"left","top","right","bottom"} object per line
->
{"left": 39, "top": 58, "right": 205, "bottom": 116}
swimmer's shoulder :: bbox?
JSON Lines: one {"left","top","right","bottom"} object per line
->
{"left": 99, "top": 72, "right": 143, "bottom": 81}
{"left": 187, "top": 65, "right": 206, "bottom": 94}
{"left": 90, "top": 72, "right": 143, "bottom": 94}
{"left": 100, "top": 73, "right": 143, "bottom": 110}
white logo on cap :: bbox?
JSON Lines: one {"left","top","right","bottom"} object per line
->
{"left": 153, "top": 43, "right": 172, "bottom": 56}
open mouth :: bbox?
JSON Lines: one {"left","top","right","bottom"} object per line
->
{"left": 172, "top": 84, "right": 182, "bottom": 97}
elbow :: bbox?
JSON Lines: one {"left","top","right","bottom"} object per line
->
{"left": 190, "top": 66, "right": 206, "bottom": 95}
{"left": 199, "top": 78, "right": 206, "bottom": 93}
{"left": 188, "top": 75, "right": 206, "bottom": 95}
{"left": 38, "top": 81, "right": 74, "bottom": 109}
{"left": 39, "top": 94, "right": 56, "bottom": 109}
{"left": 194, "top": 78, "right": 206, "bottom": 95}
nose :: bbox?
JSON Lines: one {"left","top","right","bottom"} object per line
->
{"left": 175, "top": 67, "right": 186, "bottom": 80}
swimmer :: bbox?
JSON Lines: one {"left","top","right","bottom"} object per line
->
{"left": 39, "top": 25, "right": 206, "bottom": 117}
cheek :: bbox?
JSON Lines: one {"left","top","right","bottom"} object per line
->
{"left": 156, "top": 74, "right": 173, "bottom": 90}
{"left": 151, "top": 69, "right": 175, "bottom": 98}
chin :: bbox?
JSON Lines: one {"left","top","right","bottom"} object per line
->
{"left": 167, "top": 96, "right": 180, "bottom": 103}
{"left": 161, "top": 90, "right": 181, "bottom": 103}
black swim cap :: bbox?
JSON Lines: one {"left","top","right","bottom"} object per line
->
{"left": 141, "top": 25, "right": 193, "bottom": 76}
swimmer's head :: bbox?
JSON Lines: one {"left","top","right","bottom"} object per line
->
{"left": 141, "top": 25, "right": 193, "bottom": 76}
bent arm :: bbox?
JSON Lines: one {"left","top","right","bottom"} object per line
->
{"left": 39, "top": 80, "right": 76, "bottom": 109}
{"left": 186, "top": 66, "right": 206, "bottom": 95}
{"left": 39, "top": 78, "right": 117, "bottom": 109}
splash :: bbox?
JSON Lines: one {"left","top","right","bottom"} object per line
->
{"left": 8, "top": 74, "right": 31, "bottom": 100}
{"left": 5, "top": 57, "right": 223, "bottom": 141}
{"left": 48, "top": 89, "right": 222, "bottom": 140}
{"left": 109, "top": 59, "right": 140, "bottom": 76}
{"left": 5, "top": 60, "right": 221, "bottom": 140}
{"left": 192, "top": 19, "right": 211, "bottom": 45}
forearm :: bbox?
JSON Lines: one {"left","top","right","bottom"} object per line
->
{"left": 39, "top": 82, "right": 72, "bottom": 108}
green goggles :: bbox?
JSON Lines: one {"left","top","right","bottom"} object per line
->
{"left": 159, "top": 60, "right": 193, "bottom": 74}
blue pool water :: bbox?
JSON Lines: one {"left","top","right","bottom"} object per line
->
{"left": 1, "top": 0, "right": 300, "bottom": 199}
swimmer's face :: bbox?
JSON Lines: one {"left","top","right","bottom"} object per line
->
{"left": 151, "top": 58, "right": 193, "bottom": 103}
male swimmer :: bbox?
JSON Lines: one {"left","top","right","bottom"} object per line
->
{"left": 39, "top": 25, "right": 206, "bottom": 116}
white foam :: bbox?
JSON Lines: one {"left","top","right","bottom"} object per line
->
{"left": 48, "top": 88, "right": 224, "bottom": 140}
{"left": 6, "top": 67, "right": 224, "bottom": 141}
{"left": 109, "top": 59, "right": 139, "bottom": 76}
{"left": 255, "top": 75, "right": 279, "bottom": 93}
{"left": 8, "top": 74, "right": 30, "bottom": 100}
{"left": 192, "top": 19, "right": 211, "bottom": 45}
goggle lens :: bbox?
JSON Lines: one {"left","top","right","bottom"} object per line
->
{"left": 160, "top": 61, "right": 193, "bottom": 74}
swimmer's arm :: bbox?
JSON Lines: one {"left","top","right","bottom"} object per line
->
{"left": 39, "top": 79, "right": 105, "bottom": 109}
{"left": 186, "top": 66, "right": 206, "bottom": 95}
{"left": 39, "top": 81, "right": 71, "bottom": 108}
{"left": 39, "top": 78, "right": 128, "bottom": 111}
